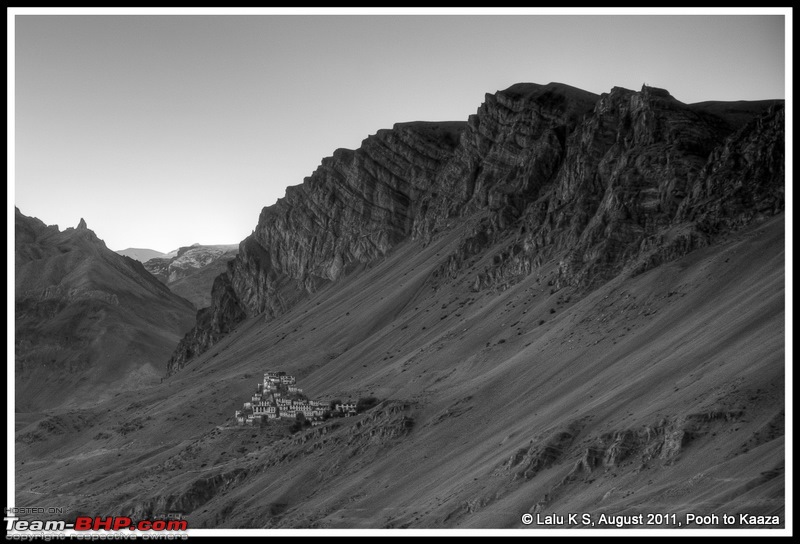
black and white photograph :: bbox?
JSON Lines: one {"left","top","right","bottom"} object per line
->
{"left": 9, "top": 8, "right": 790, "bottom": 537}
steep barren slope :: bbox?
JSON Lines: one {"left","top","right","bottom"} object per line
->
{"left": 15, "top": 214, "right": 784, "bottom": 528}
{"left": 14, "top": 209, "right": 196, "bottom": 410}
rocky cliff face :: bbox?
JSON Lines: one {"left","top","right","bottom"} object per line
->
{"left": 167, "top": 82, "right": 784, "bottom": 375}
{"left": 167, "top": 121, "right": 467, "bottom": 373}
{"left": 427, "top": 85, "right": 783, "bottom": 293}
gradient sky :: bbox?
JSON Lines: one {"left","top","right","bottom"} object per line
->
{"left": 11, "top": 10, "right": 788, "bottom": 253}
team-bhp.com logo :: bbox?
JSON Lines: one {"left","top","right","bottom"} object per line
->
{"left": 6, "top": 516, "right": 187, "bottom": 533}
{"left": 73, "top": 517, "right": 187, "bottom": 532}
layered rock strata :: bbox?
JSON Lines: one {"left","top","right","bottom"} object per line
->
{"left": 167, "top": 83, "right": 784, "bottom": 374}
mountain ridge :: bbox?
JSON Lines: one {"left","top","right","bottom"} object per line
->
{"left": 116, "top": 248, "right": 167, "bottom": 263}
{"left": 167, "top": 82, "right": 784, "bottom": 375}
{"left": 14, "top": 208, "right": 196, "bottom": 410}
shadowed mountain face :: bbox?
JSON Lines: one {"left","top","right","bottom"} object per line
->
{"left": 143, "top": 244, "right": 239, "bottom": 309}
{"left": 15, "top": 82, "right": 784, "bottom": 530}
{"left": 14, "top": 209, "right": 196, "bottom": 411}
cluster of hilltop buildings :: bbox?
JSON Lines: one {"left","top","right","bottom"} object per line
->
{"left": 234, "top": 371, "right": 358, "bottom": 427}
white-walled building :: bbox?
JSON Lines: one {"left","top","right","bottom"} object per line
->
{"left": 237, "top": 370, "right": 345, "bottom": 427}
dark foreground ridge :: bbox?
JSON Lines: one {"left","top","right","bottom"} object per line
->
{"left": 167, "top": 82, "right": 783, "bottom": 375}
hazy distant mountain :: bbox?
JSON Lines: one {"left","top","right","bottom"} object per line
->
{"left": 14, "top": 208, "right": 196, "bottom": 411}
{"left": 115, "top": 247, "right": 167, "bottom": 262}
{"left": 144, "top": 244, "right": 239, "bottom": 309}
{"left": 15, "top": 83, "right": 784, "bottom": 529}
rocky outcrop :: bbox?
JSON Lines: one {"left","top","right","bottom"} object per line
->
{"left": 571, "top": 411, "right": 745, "bottom": 476}
{"left": 547, "top": 85, "right": 728, "bottom": 288}
{"left": 166, "top": 272, "right": 247, "bottom": 370}
{"left": 632, "top": 102, "right": 785, "bottom": 276}
{"left": 679, "top": 104, "right": 785, "bottom": 227}
{"left": 167, "top": 82, "right": 784, "bottom": 374}
{"left": 123, "top": 468, "right": 249, "bottom": 520}
{"left": 145, "top": 244, "right": 239, "bottom": 285}
{"left": 167, "top": 121, "right": 467, "bottom": 373}
{"left": 433, "top": 85, "right": 784, "bottom": 292}
{"left": 413, "top": 82, "right": 600, "bottom": 240}
{"left": 434, "top": 85, "right": 782, "bottom": 292}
